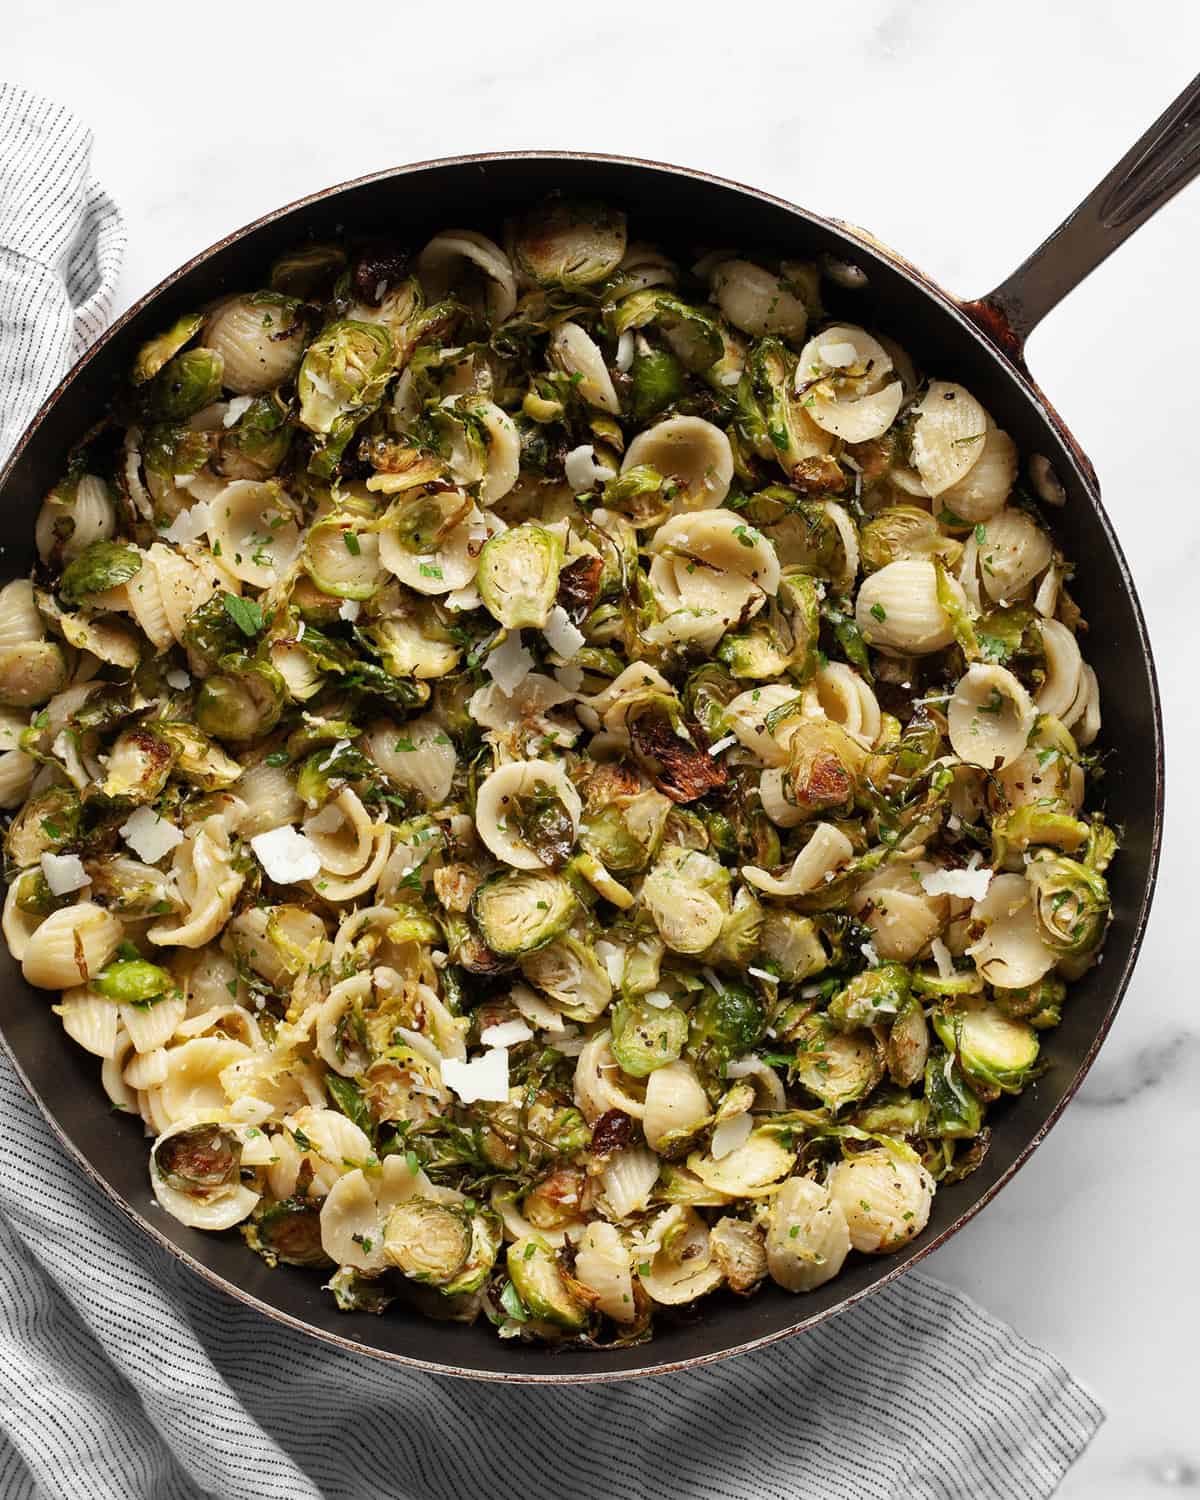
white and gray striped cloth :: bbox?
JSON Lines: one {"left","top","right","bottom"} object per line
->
{"left": 0, "top": 80, "right": 1103, "bottom": 1500}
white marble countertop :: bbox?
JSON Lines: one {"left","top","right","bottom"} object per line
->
{"left": 6, "top": 1, "right": 1200, "bottom": 1492}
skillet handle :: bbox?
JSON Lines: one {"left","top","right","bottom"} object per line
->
{"left": 963, "top": 72, "right": 1200, "bottom": 359}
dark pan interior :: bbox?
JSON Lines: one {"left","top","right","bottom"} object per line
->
{"left": 0, "top": 155, "right": 1164, "bottom": 1380}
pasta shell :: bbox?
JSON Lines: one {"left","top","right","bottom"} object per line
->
{"left": 36, "top": 474, "right": 116, "bottom": 565}
{"left": 574, "top": 1222, "right": 636, "bottom": 1323}
{"left": 855, "top": 558, "right": 963, "bottom": 656}
{"left": 203, "top": 296, "right": 306, "bottom": 394}
{"left": 642, "top": 1060, "right": 708, "bottom": 1152}
{"left": 22, "top": 903, "right": 123, "bottom": 990}
{"left": 0, "top": 580, "right": 43, "bottom": 649}
{"left": 155, "top": 1035, "right": 253, "bottom": 1122}
{"left": 974, "top": 508, "right": 1053, "bottom": 601}
{"left": 120, "top": 993, "right": 187, "bottom": 1054}
{"left": 621, "top": 417, "right": 733, "bottom": 510}
{"left": 1036, "top": 619, "right": 1084, "bottom": 720}
{"left": 600, "top": 1146, "right": 661, "bottom": 1219}
{"left": 207, "top": 481, "right": 301, "bottom": 589}
{"left": 573, "top": 1031, "right": 646, "bottom": 1122}
{"left": 969, "top": 873, "right": 1056, "bottom": 987}
{"left": 947, "top": 663, "right": 1036, "bottom": 770}
{"left": 710, "top": 259, "right": 808, "bottom": 340}
{"left": 416, "top": 230, "right": 517, "bottom": 324}
{"left": 233, "top": 760, "right": 304, "bottom": 839}
{"left": 475, "top": 759, "right": 582, "bottom": 870}
{"left": 765, "top": 1176, "right": 850, "bottom": 1292}
{"left": 55, "top": 989, "right": 120, "bottom": 1058}
{"left": 549, "top": 323, "right": 619, "bottom": 414}
{"left": 939, "top": 424, "right": 1016, "bottom": 523}
{"left": 910, "top": 381, "right": 990, "bottom": 496}
{"left": 742, "top": 822, "right": 854, "bottom": 896}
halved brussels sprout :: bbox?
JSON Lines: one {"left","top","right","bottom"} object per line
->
{"left": 860, "top": 506, "right": 962, "bottom": 574}
{"left": 609, "top": 290, "right": 723, "bottom": 372}
{"left": 96, "top": 726, "right": 177, "bottom": 804}
{"left": 611, "top": 996, "right": 688, "bottom": 1077}
{"left": 0, "top": 642, "right": 67, "bottom": 708}
{"left": 218, "top": 394, "right": 292, "bottom": 479}
{"left": 146, "top": 348, "right": 225, "bottom": 421}
{"left": 196, "top": 656, "right": 286, "bottom": 743}
{"left": 932, "top": 997, "right": 1040, "bottom": 1096}
{"left": 152, "top": 1122, "right": 242, "bottom": 1194}
{"left": 641, "top": 846, "right": 731, "bottom": 956}
{"left": 12, "top": 869, "right": 68, "bottom": 917}
{"left": 60, "top": 541, "right": 142, "bottom": 604}
{"left": 383, "top": 1200, "right": 472, "bottom": 1286}
{"left": 477, "top": 524, "right": 563, "bottom": 630}
{"left": 6, "top": 786, "right": 81, "bottom": 868}
{"left": 269, "top": 244, "right": 347, "bottom": 298}
{"left": 787, "top": 1014, "right": 883, "bottom": 1110}
{"left": 297, "top": 320, "right": 393, "bottom": 435}
{"left": 993, "top": 974, "right": 1066, "bottom": 1030}
{"left": 472, "top": 870, "right": 577, "bottom": 957}
{"left": 247, "top": 1196, "right": 332, "bottom": 1268}
{"left": 688, "top": 980, "right": 765, "bottom": 1078}
{"left": 132, "top": 312, "right": 204, "bottom": 385}
{"left": 760, "top": 910, "right": 829, "bottom": 983}
{"left": 511, "top": 197, "right": 627, "bottom": 288}
{"left": 505, "top": 1234, "right": 591, "bottom": 1331}
{"left": 94, "top": 958, "right": 173, "bottom": 1004}
{"left": 157, "top": 723, "right": 243, "bottom": 789}
{"left": 1026, "top": 854, "right": 1110, "bottom": 957}
{"left": 631, "top": 343, "right": 686, "bottom": 423}
{"left": 827, "top": 963, "right": 911, "bottom": 1030}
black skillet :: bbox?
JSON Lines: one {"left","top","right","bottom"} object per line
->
{"left": 0, "top": 74, "right": 1193, "bottom": 1382}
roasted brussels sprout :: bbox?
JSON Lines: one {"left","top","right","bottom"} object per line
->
{"left": 505, "top": 1234, "right": 591, "bottom": 1331}
{"left": 93, "top": 958, "right": 173, "bottom": 1004}
{"left": 247, "top": 1197, "right": 332, "bottom": 1268}
{"left": 152, "top": 1123, "right": 242, "bottom": 1194}
{"left": 1026, "top": 854, "right": 1110, "bottom": 957}
{"left": 688, "top": 980, "right": 765, "bottom": 1077}
{"left": 477, "top": 523, "right": 563, "bottom": 629}
{"left": 471, "top": 870, "right": 577, "bottom": 956}
{"left": 196, "top": 657, "right": 286, "bottom": 742}
{"left": 146, "top": 347, "right": 225, "bottom": 420}
{"left": 511, "top": 197, "right": 627, "bottom": 288}
{"left": 132, "top": 312, "right": 204, "bottom": 385}
{"left": 827, "top": 963, "right": 911, "bottom": 1030}
{"left": 932, "top": 998, "right": 1040, "bottom": 1096}
{"left": 297, "top": 320, "right": 392, "bottom": 435}
{"left": 383, "top": 1200, "right": 472, "bottom": 1287}
{"left": 611, "top": 995, "right": 688, "bottom": 1076}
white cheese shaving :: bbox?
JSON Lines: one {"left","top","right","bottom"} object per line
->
{"left": 702, "top": 967, "right": 726, "bottom": 997}
{"left": 595, "top": 941, "right": 625, "bottom": 987}
{"left": 554, "top": 664, "right": 584, "bottom": 694}
{"left": 222, "top": 396, "right": 255, "bottom": 428}
{"left": 479, "top": 1019, "right": 534, "bottom": 1047}
{"left": 710, "top": 1112, "right": 753, "bottom": 1160}
{"left": 706, "top": 734, "right": 737, "bottom": 756}
{"left": 718, "top": 369, "right": 741, "bottom": 387}
{"left": 643, "top": 990, "right": 673, "bottom": 1010}
{"left": 337, "top": 599, "right": 361, "bottom": 622}
{"left": 818, "top": 340, "right": 858, "bottom": 368}
{"left": 615, "top": 329, "right": 635, "bottom": 372}
{"left": 930, "top": 937, "right": 955, "bottom": 980}
{"left": 160, "top": 501, "right": 212, "bottom": 546}
{"left": 725, "top": 1056, "right": 762, "bottom": 1078}
{"left": 120, "top": 806, "right": 184, "bottom": 864}
{"left": 440, "top": 1048, "right": 510, "bottom": 1104}
{"left": 746, "top": 967, "right": 779, "bottom": 986}
{"left": 165, "top": 668, "right": 191, "bottom": 690}
{"left": 250, "top": 826, "right": 322, "bottom": 884}
{"left": 445, "top": 584, "right": 482, "bottom": 612}
{"left": 317, "top": 738, "right": 351, "bottom": 772}
{"left": 563, "top": 444, "right": 616, "bottom": 493}
{"left": 374, "top": 279, "right": 388, "bottom": 303}
{"left": 552, "top": 1035, "right": 587, "bottom": 1057}
{"left": 40, "top": 852, "right": 90, "bottom": 896}
{"left": 296, "top": 621, "right": 306, "bottom": 641}
{"left": 920, "top": 866, "right": 994, "bottom": 901}
{"left": 484, "top": 630, "right": 534, "bottom": 695}
{"left": 510, "top": 982, "right": 566, "bottom": 1032}
{"left": 543, "top": 605, "right": 584, "bottom": 661}
{"left": 860, "top": 940, "right": 880, "bottom": 967}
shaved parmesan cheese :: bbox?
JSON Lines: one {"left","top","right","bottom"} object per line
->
{"left": 702, "top": 967, "right": 726, "bottom": 997}
{"left": 554, "top": 664, "right": 584, "bottom": 694}
{"left": 707, "top": 734, "right": 736, "bottom": 756}
{"left": 485, "top": 630, "right": 533, "bottom": 694}
{"left": 160, "top": 502, "right": 212, "bottom": 546}
{"left": 595, "top": 941, "right": 625, "bottom": 987}
{"left": 616, "top": 329, "right": 635, "bottom": 372}
{"left": 165, "top": 668, "right": 190, "bottom": 689}
{"left": 303, "top": 802, "right": 343, "bottom": 836}
{"left": 510, "top": 983, "right": 565, "bottom": 1032}
{"left": 746, "top": 967, "right": 778, "bottom": 986}
{"left": 120, "top": 806, "right": 184, "bottom": 864}
{"left": 250, "top": 826, "right": 321, "bottom": 883}
{"left": 445, "top": 585, "right": 482, "bottom": 612}
{"left": 441, "top": 1048, "right": 510, "bottom": 1104}
{"left": 337, "top": 599, "right": 361, "bottom": 622}
{"left": 643, "top": 989, "right": 673, "bottom": 1010}
{"left": 317, "top": 739, "right": 350, "bottom": 772}
{"left": 725, "top": 1056, "right": 762, "bottom": 1078}
{"left": 817, "top": 340, "right": 858, "bottom": 368}
{"left": 479, "top": 1019, "right": 534, "bottom": 1047}
{"left": 295, "top": 621, "right": 306, "bottom": 641}
{"left": 930, "top": 937, "right": 955, "bottom": 979}
{"left": 222, "top": 396, "right": 254, "bottom": 428}
{"left": 920, "top": 866, "right": 994, "bottom": 901}
{"left": 710, "top": 1112, "right": 753, "bottom": 1160}
{"left": 40, "top": 852, "right": 90, "bottom": 896}
{"left": 543, "top": 605, "right": 584, "bottom": 661}
{"left": 564, "top": 444, "right": 616, "bottom": 493}
{"left": 860, "top": 941, "right": 880, "bottom": 966}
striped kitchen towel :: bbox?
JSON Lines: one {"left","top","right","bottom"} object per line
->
{"left": 0, "top": 79, "right": 1103, "bottom": 1500}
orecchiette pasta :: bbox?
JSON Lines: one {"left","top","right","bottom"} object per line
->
{"left": 1, "top": 194, "right": 1114, "bottom": 1351}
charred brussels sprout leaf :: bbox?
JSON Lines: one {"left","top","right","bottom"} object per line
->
{"left": 153, "top": 1124, "right": 242, "bottom": 1194}
{"left": 60, "top": 541, "right": 142, "bottom": 604}
{"left": 627, "top": 700, "right": 727, "bottom": 805}
{"left": 248, "top": 1197, "right": 332, "bottom": 1268}
{"left": 132, "top": 312, "right": 205, "bottom": 385}
{"left": 269, "top": 244, "right": 347, "bottom": 299}
{"left": 556, "top": 555, "right": 604, "bottom": 627}
{"left": 196, "top": 656, "right": 285, "bottom": 742}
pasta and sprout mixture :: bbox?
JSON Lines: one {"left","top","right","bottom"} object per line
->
{"left": 0, "top": 198, "right": 1114, "bottom": 1347}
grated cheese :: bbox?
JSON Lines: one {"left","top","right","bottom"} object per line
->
{"left": 165, "top": 668, "right": 190, "bottom": 690}
{"left": 440, "top": 1048, "right": 510, "bottom": 1104}
{"left": 725, "top": 1056, "right": 763, "bottom": 1078}
{"left": 746, "top": 967, "right": 779, "bottom": 986}
{"left": 554, "top": 664, "right": 584, "bottom": 694}
{"left": 930, "top": 937, "right": 955, "bottom": 980}
{"left": 120, "top": 806, "right": 184, "bottom": 864}
{"left": 563, "top": 444, "right": 616, "bottom": 493}
{"left": 40, "top": 852, "right": 90, "bottom": 896}
{"left": 920, "top": 866, "right": 994, "bottom": 901}
{"left": 643, "top": 990, "right": 673, "bottom": 1010}
{"left": 595, "top": 940, "right": 625, "bottom": 987}
{"left": 543, "top": 605, "right": 585, "bottom": 661}
{"left": 706, "top": 734, "right": 737, "bottom": 756}
{"left": 479, "top": 1019, "right": 534, "bottom": 1047}
{"left": 317, "top": 738, "right": 351, "bottom": 772}
{"left": 818, "top": 340, "right": 858, "bottom": 368}
{"left": 860, "top": 941, "right": 880, "bottom": 966}
{"left": 337, "top": 599, "right": 361, "bottom": 622}
{"left": 250, "top": 826, "right": 321, "bottom": 884}
{"left": 160, "top": 501, "right": 212, "bottom": 546}
{"left": 615, "top": 329, "right": 635, "bottom": 372}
